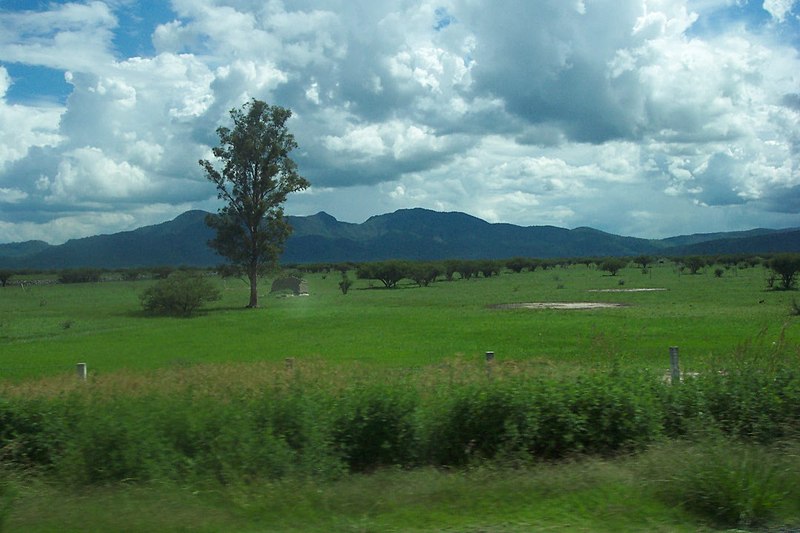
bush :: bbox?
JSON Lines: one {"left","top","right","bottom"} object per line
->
{"left": 423, "top": 384, "right": 532, "bottom": 466}
{"left": 0, "top": 270, "right": 13, "bottom": 287}
{"left": 332, "top": 386, "right": 418, "bottom": 471}
{"left": 768, "top": 254, "right": 800, "bottom": 290}
{"left": 338, "top": 272, "right": 353, "bottom": 294}
{"left": 356, "top": 261, "right": 408, "bottom": 288}
{"left": 599, "top": 258, "right": 626, "bottom": 276}
{"left": 682, "top": 256, "right": 707, "bottom": 274}
{"left": 1, "top": 355, "right": 798, "bottom": 491}
{"left": 407, "top": 262, "right": 441, "bottom": 287}
{"left": 139, "top": 271, "right": 221, "bottom": 317}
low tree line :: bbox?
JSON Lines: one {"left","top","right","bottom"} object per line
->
{"left": 2, "top": 253, "right": 799, "bottom": 291}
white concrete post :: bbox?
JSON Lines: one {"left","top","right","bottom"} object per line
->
{"left": 669, "top": 347, "right": 680, "bottom": 384}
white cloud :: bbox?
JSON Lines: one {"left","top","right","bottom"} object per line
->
{"left": 0, "top": 1, "right": 117, "bottom": 72}
{"left": 1, "top": 0, "right": 799, "bottom": 244}
{"left": 47, "top": 147, "right": 153, "bottom": 203}
{"left": 0, "top": 187, "right": 28, "bottom": 203}
{"left": 763, "top": 0, "right": 797, "bottom": 22}
{"left": 0, "top": 67, "right": 63, "bottom": 172}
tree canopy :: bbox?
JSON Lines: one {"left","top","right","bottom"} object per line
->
{"left": 768, "top": 254, "right": 800, "bottom": 290}
{"left": 201, "top": 99, "right": 310, "bottom": 308}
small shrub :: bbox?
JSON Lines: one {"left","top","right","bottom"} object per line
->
{"left": 140, "top": 271, "right": 221, "bottom": 317}
{"left": 339, "top": 273, "right": 353, "bottom": 294}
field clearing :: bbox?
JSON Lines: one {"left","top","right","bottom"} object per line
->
{"left": 0, "top": 263, "right": 797, "bottom": 382}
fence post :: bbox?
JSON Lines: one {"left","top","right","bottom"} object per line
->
{"left": 669, "top": 347, "right": 680, "bottom": 384}
{"left": 485, "top": 351, "right": 494, "bottom": 379}
{"left": 76, "top": 362, "right": 87, "bottom": 382}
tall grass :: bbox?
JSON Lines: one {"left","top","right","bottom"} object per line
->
{"left": 1, "top": 347, "right": 797, "bottom": 477}
{"left": 1, "top": 356, "right": 799, "bottom": 529}
{"left": 639, "top": 438, "right": 800, "bottom": 528}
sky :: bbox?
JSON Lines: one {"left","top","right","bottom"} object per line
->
{"left": 0, "top": 0, "right": 798, "bottom": 245}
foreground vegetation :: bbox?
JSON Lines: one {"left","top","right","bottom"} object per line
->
{"left": 1, "top": 353, "right": 799, "bottom": 531}
{"left": 1, "top": 259, "right": 799, "bottom": 530}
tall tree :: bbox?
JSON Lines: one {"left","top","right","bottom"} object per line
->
{"left": 201, "top": 99, "right": 310, "bottom": 308}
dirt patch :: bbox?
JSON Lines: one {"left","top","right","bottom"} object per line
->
{"left": 588, "top": 288, "right": 667, "bottom": 293}
{"left": 490, "top": 302, "right": 626, "bottom": 310}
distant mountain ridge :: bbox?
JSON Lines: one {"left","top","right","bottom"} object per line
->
{"left": 1, "top": 208, "right": 798, "bottom": 269}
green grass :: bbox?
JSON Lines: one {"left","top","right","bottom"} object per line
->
{"left": 9, "top": 439, "right": 795, "bottom": 531}
{"left": 3, "top": 458, "right": 710, "bottom": 532}
{"left": 1, "top": 264, "right": 796, "bottom": 379}
{"left": 1, "top": 262, "right": 800, "bottom": 531}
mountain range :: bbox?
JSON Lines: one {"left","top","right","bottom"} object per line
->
{"left": 1, "top": 208, "right": 799, "bottom": 269}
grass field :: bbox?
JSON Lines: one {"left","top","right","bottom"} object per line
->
{"left": 1, "top": 263, "right": 797, "bottom": 378}
{"left": 1, "top": 262, "right": 799, "bottom": 531}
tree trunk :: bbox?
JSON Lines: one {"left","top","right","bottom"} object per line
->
{"left": 247, "top": 265, "right": 259, "bottom": 308}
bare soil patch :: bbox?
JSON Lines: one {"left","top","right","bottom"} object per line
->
{"left": 490, "top": 302, "right": 626, "bottom": 310}
{"left": 588, "top": 288, "right": 667, "bottom": 293}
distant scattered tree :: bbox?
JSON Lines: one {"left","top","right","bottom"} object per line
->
{"left": 0, "top": 270, "right": 13, "bottom": 287}
{"left": 150, "top": 266, "right": 174, "bottom": 279}
{"left": 633, "top": 255, "right": 653, "bottom": 270}
{"left": 506, "top": 257, "right": 530, "bottom": 273}
{"left": 768, "top": 254, "right": 800, "bottom": 290}
{"left": 120, "top": 269, "right": 142, "bottom": 281}
{"left": 600, "top": 258, "right": 627, "bottom": 276}
{"left": 478, "top": 260, "right": 501, "bottom": 278}
{"left": 140, "top": 271, "right": 221, "bottom": 317}
{"left": 201, "top": 99, "right": 310, "bottom": 308}
{"left": 683, "top": 256, "right": 707, "bottom": 275}
{"left": 539, "top": 259, "right": 557, "bottom": 270}
{"left": 408, "top": 262, "right": 441, "bottom": 287}
{"left": 357, "top": 261, "right": 407, "bottom": 288}
{"left": 339, "top": 272, "right": 353, "bottom": 294}
{"left": 58, "top": 268, "right": 102, "bottom": 284}
{"left": 456, "top": 260, "right": 479, "bottom": 280}
{"left": 443, "top": 259, "right": 460, "bottom": 281}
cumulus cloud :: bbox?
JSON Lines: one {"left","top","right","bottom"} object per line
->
{"left": 0, "top": 0, "right": 798, "bottom": 243}
{"left": 0, "top": 1, "right": 117, "bottom": 72}
{"left": 763, "top": 0, "right": 797, "bottom": 22}
{"left": 0, "top": 66, "right": 63, "bottom": 172}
